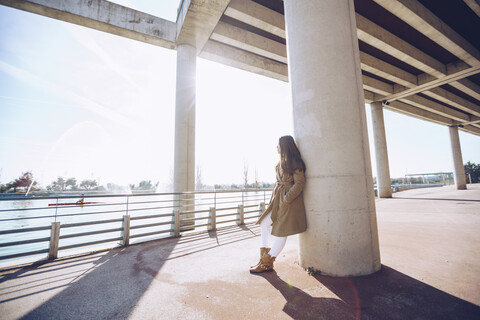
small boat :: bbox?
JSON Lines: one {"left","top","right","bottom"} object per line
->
{"left": 48, "top": 201, "right": 102, "bottom": 206}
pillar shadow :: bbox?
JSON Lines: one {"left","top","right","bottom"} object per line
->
{"left": 260, "top": 265, "right": 480, "bottom": 320}
{"left": 260, "top": 270, "right": 354, "bottom": 319}
{"left": 3, "top": 237, "right": 180, "bottom": 320}
{"left": 1, "top": 224, "right": 261, "bottom": 319}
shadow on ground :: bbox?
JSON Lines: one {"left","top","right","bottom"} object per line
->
{"left": 2, "top": 237, "right": 179, "bottom": 320}
{"left": 260, "top": 265, "right": 480, "bottom": 320}
{"left": 0, "top": 225, "right": 261, "bottom": 319}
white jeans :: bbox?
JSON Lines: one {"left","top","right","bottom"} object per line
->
{"left": 260, "top": 212, "right": 287, "bottom": 258}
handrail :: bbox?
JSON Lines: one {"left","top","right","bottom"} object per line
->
{"left": 0, "top": 188, "right": 272, "bottom": 201}
{"left": 0, "top": 189, "right": 272, "bottom": 265}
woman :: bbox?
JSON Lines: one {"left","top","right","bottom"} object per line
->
{"left": 250, "top": 135, "right": 307, "bottom": 273}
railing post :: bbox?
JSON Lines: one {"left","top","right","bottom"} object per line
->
{"left": 48, "top": 221, "right": 60, "bottom": 260}
{"left": 237, "top": 204, "right": 244, "bottom": 225}
{"left": 260, "top": 202, "right": 265, "bottom": 217}
{"left": 209, "top": 207, "right": 216, "bottom": 231}
{"left": 122, "top": 215, "right": 130, "bottom": 246}
{"left": 174, "top": 209, "right": 180, "bottom": 237}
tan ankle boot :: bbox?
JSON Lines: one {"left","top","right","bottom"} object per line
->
{"left": 250, "top": 247, "right": 271, "bottom": 268}
{"left": 249, "top": 253, "right": 275, "bottom": 273}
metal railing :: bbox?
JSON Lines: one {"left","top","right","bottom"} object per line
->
{"left": 0, "top": 189, "right": 272, "bottom": 263}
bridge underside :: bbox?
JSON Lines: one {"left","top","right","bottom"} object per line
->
{"left": 2, "top": 0, "right": 478, "bottom": 135}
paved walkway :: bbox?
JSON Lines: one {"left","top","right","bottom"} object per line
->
{"left": 1, "top": 185, "right": 479, "bottom": 319}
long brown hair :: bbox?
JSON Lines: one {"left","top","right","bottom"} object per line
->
{"left": 279, "top": 135, "right": 306, "bottom": 174}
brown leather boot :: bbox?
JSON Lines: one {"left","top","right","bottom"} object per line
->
{"left": 250, "top": 247, "right": 271, "bottom": 268}
{"left": 249, "top": 253, "right": 275, "bottom": 273}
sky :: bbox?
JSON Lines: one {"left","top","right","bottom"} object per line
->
{"left": 0, "top": 2, "right": 479, "bottom": 191}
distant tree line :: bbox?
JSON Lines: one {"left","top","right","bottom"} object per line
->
{"left": 0, "top": 171, "right": 159, "bottom": 193}
{"left": 212, "top": 182, "right": 275, "bottom": 190}
{"left": 3, "top": 162, "right": 477, "bottom": 194}
{"left": 464, "top": 161, "right": 480, "bottom": 183}
{"left": 0, "top": 171, "right": 37, "bottom": 193}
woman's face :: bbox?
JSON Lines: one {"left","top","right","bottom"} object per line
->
{"left": 277, "top": 144, "right": 281, "bottom": 154}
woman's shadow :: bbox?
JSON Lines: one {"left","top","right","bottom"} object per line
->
{"left": 257, "top": 266, "right": 480, "bottom": 320}
{"left": 258, "top": 270, "right": 358, "bottom": 320}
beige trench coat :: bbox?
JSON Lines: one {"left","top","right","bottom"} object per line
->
{"left": 257, "top": 163, "right": 307, "bottom": 237}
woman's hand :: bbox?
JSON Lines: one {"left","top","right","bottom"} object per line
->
{"left": 284, "top": 169, "right": 305, "bottom": 204}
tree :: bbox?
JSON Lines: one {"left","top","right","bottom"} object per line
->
{"left": 12, "top": 171, "right": 37, "bottom": 192}
{"left": 80, "top": 179, "right": 98, "bottom": 190}
{"left": 464, "top": 161, "right": 480, "bottom": 183}
{"left": 48, "top": 177, "right": 66, "bottom": 191}
{"left": 66, "top": 177, "right": 78, "bottom": 190}
{"left": 0, "top": 182, "right": 14, "bottom": 193}
{"left": 196, "top": 165, "right": 204, "bottom": 190}
{"left": 243, "top": 162, "right": 249, "bottom": 188}
{"left": 137, "top": 180, "right": 153, "bottom": 190}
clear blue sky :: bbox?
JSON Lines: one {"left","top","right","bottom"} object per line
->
{"left": 0, "top": 2, "right": 479, "bottom": 191}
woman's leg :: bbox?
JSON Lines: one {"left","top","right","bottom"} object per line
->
{"left": 260, "top": 213, "right": 272, "bottom": 248}
{"left": 269, "top": 236, "right": 287, "bottom": 258}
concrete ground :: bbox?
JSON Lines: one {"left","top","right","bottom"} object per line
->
{"left": 0, "top": 184, "right": 479, "bottom": 320}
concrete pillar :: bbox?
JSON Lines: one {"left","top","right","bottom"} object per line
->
{"left": 284, "top": 0, "right": 380, "bottom": 276}
{"left": 371, "top": 102, "right": 392, "bottom": 198}
{"left": 174, "top": 43, "right": 196, "bottom": 194}
{"left": 448, "top": 126, "right": 467, "bottom": 190}
{"left": 174, "top": 44, "right": 196, "bottom": 228}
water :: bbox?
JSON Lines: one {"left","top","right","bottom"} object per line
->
{"left": 0, "top": 191, "right": 270, "bottom": 264}
{"left": 0, "top": 194, "right": 175, "bottom": 263}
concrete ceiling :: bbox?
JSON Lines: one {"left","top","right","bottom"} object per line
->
{"left": 2, "top": 0, "right": 480, "bottom": 136}
{"left": 200, "top": 0, "right": 480, "bottom": 136}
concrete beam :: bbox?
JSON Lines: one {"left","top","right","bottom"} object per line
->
{"left": 363, "top": 76, "right": 473, "bottom": 124}
{"left": 0, "top": 0, "right": 177, "bottom": 49}
{"left": 176, "top": 0, "right": 230, "bottom": 53}
{"left": 364, "top": 54, "right": 480, "bottom": 109}
{"left": 398, "top": 94, "right": 470, "bottom": 123}
{"left": 424, "top": 87, "right": 480, "bottom": 117}
{"left": 213, "top": 1, "right": 480, "bottom": 120}
{"left": 362, "top": 75, "right": 393, "bottom": 96}
{"left": 210, "top": 21, "right": 287, "bottom": 63}
{"left": 361, "top": 56, "right": 480, "bottom": 121}
{"left": 386, "top": 101, "right": 454, "bottom": 126}
{"left": 450, "top": 78, "right": 480, "bottom": 102}
{"left": 364, "top": 90, "right": 379, "bottom": 103}
{"left": 364, "top": 90, "right": 480, "bottom": 135}
{"left": 356, "top": 13, "right": 447, "bottom": 77}
{"left": 360, "top": 51, "right": 417, "bottom": 87}
{"left": 200, "top": 40, "right": 288, "bottom": 82}
{"left": 373, "top": 0, "right": 480, "bottom": 66}
{"left": 383, "top": 64, "right": 480, "bottom": 102}
{"left": 460, "top": 125, "right": 480, "bottom": 136}
{"left": 224, "top": 0, "right": 286, "bottom": 39}
{"left": 464, "top": 0, "right": 480, "bottom": 17}
{"left": 462, "top": 116, "right": 480, "bottom": 125}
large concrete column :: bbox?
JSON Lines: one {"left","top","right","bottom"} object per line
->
{"left": 284, "top": 0, "right": 380, "bottom": 276}
{"left": 174, "top": 43, "right": 196, "bottom": 195}
{"left": 371, "top": 102, "right": 392, "bottom": 198}
{"left": 448, "top": 126, "right": 467, "bottom": 190}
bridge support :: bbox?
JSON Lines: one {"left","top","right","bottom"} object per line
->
{"left": 284, "top": 0, "right": 380, "bottom": 276}
{"left": 174, "top": 43, "right": 196, "bottom": 225}
{"left": 371, "top": 102, "right": 392, "bottom": 198}
{"left": 449, "top": 126, "right": 467, "bottom": 190}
